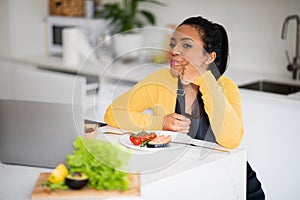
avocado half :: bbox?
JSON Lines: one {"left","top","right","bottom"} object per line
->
{"left": 65, "top": 172, "right": 89, "bottom": 190}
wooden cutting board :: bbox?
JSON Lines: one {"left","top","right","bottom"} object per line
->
{"left": 31, "top": 173, "right": 140, "bottom": 199}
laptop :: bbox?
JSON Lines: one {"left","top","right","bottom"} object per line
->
{"left": 0, "top": 99, "right": 84, "bottom": 168}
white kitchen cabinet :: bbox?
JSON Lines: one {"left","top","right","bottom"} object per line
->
{"left": 0, "top": 61, "right": 15, "bottom": 98}
{"left": 13, "top": 67, "right": 86, "bottom": 106}
{"left": 239, "top": 89, "right": 300, "bottom": 200}
{"left": 0, "top": 60, "right": 86, "bottom": 109}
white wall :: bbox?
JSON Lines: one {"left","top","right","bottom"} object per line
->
{"left": 1, "top": 0, "right": 300, "bottom": 76}
{"left": 0, "top": 0, "right": 48, "bottom": 58}
{"left": 0, "top": 0, "right": 11, "bottom": 57}
{"left": 142, "top": 0, "right": 300, "bottom": 75}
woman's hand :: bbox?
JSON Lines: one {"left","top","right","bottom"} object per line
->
{"left": 170, "top": 53, "right": 208, "bottom": 83}
{"left": 170, "top": 60, "right": 188, "bottom": 77}
{"left": 162, "top": 113, "right": 191, "bottom": 134}
{"left": 180, "top": 61, "right": 207, "bottom": 84}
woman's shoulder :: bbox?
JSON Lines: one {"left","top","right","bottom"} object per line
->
{"left": 140, "top": 68, "right": 175, "bottom": 82}
{"left": 147, "top": 68, "right": 172, "bottom": 77}
{"left": 218, "top": 75, "right": 239, "bottom": 91}
{"left": 133, "top": 68, "right": 177, "bottom": 91}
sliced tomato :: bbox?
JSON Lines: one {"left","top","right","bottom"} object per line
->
{"left": 129, "top": 132, "right": 158, "bottom": 146}
{"left": 130, "top": 136, "right": 141, "bottom": 146}
{"left": 140, "top": 136, "right": 147, "bottom": 143}
{"left": 145, "top": 134, "right": 151, "bottom": 140}
{"left": 129, "top": 135, "right": 134, "bottom": 141}
{"left": 149, "top": 133, "right": 157, "bottom": 140}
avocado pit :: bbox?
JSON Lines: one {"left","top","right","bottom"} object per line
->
{"left": 65, "top": 172, "right": 88, "bottom": 190}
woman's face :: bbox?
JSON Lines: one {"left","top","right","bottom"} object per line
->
{"left": 169, "top": 24, "right": 211, "bottom": 76}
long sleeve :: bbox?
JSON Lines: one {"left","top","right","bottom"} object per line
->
{"left": 104, "top": 69, "right": 177, "bottom": 131}
{"left": 194, "top": 71, "right": 244, "bottom": 149}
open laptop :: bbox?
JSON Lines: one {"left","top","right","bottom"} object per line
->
{"left": 0, "top": 99, "right": 84, "bottom": 168}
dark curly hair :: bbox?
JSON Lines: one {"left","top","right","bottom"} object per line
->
{"left": 179, "top": 16, "right": 229, "bottom": 75}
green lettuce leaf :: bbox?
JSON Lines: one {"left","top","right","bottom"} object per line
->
{"left": 66, "top": 137, "right": 131, "bottom": 191}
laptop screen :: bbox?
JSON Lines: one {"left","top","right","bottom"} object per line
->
{"left": 0, "top": 99, "right": 84, "bottom": 168}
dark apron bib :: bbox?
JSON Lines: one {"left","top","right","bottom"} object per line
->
{"left": 174, "top": 77, "right": 265, "bottom": 199}
{"left": 175, "top": 78, "right": 216, "bottom": 142}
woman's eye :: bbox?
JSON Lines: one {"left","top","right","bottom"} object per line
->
{"left": 169, "top": 42, "right": 175, "bottom": 49}
{"left": 183, "top": 43, "right": 192, "bottom": 49}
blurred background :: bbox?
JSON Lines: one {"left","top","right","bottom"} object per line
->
{"left": 1, "top": 0, "right": 300, "bottom": 199}
{"left": 0, "top": 0, "right": 299, "bottom": 74}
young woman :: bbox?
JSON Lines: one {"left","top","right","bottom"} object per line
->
{"left": 104, "top": 16, "right": 264, "bottom": 199}
{"left": 105, "top": 16, "right": 242, "bottom": 149}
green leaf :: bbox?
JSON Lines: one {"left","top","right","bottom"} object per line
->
{"left": 140, "top": 139, "right": 150, "bottom": 147}
{"left": 66, "top": 137, "right": 131, "bottom": 191}
{"left": 42, "top": 181, "right": 68, "bottom": 191}
{"left": 139, "top": 10, "right": 156, "bottom": 25}
{"left": 95, "top": 0, "right": 165, "bottom": 32}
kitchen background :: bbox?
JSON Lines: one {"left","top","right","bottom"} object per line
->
{"left": 1, "top": 0, "right": 300, "bottom": 199}
{"left": 1, "top": 0, "right": 300, "bottom": 75}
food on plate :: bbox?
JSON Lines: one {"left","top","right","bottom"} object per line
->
{"left": 48, "top": 163, "right": 68, "bottom": 184}
{"left": 147, "top": 135, "right": 172, "bottom": 148}
{"left": 65, "top": 172, "right": 89, "bottom": 190}
{"left": 129, "top": 131, "right": 157, "bottom": 146}
{"left": 129, "top": 131, "right": 172, "bottom": 148}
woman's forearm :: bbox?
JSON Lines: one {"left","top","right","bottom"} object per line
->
{"left": 194, "top": 71, "right": 244, "bottom": 149}
{"left": 104, "top": 104, "right": 164, "bottom": 130}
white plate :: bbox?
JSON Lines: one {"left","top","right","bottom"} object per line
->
{"left": 119, "top": 130, "right": 191, "bottom": 152}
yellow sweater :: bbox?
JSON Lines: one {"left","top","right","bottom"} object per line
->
{"left": 104, "top": 68, "right": 244, "bottom": 149}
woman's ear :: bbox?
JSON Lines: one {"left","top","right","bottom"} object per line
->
{"left": 204, "top": 52, "right": 216, "bottom": 65}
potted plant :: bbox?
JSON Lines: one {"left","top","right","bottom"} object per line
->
{"left": 95, "top": 0, "right": 165, "bottom": 61}
{"left": 96, "top": 0, "right": 165, "bottom": 33}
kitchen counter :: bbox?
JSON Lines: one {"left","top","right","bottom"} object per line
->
{"left": 13, "top": 55, "right": 164, "bottom": 84}
{"left": 13, "top": 55, "right": 300, "bottom": 98}
{"left": 0, "top": 137, "right": 246, "bottom": 200}
{"left": 225, "top": 68, "right": 300, "bottom": 103}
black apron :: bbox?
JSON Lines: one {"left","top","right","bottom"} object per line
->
{"left": 175, "top": 77, "right": 215, "bottom": 142}
{"left": 174, "top": 77, "right": 265, "bottom": 200}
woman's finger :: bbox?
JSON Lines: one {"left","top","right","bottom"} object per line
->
{"left": 163, "top": 113, "right": 191, "bottom": 134}
{"left": 171, "top": 113, "right": 189, "bottom": 121}
{"left": 180, "top": 119, "right": 190, "bottom": 127}
{"left": 179, "top": 126, "right": 190, "bottom": 134}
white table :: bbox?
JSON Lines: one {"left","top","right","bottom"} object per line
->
{"left": 0, "top": 133, "right": 246, "bottom": 200}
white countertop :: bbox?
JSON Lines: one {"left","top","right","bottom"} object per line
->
{"left": 9, "top": 54, "right": 300, "bottom": 84}
{"left": 225, "top": 67, "right": 298, "bottom": 86}
{"left": 13, "top": 55, "right": 104, "bottom": 77}
{"left": 0, "top": 127, "right": 247, "bottom": 200}
{"left": 0, "top": 152, "right": 246, "bottom": 200}
{"left": 5, "top": 55, "right": 300, "bottom": 104}
{"left": 12, "top": 55, "right": 164, "bottom": 83}
{"left": 0, "top": 136, "right": 246, "bottom": 200}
